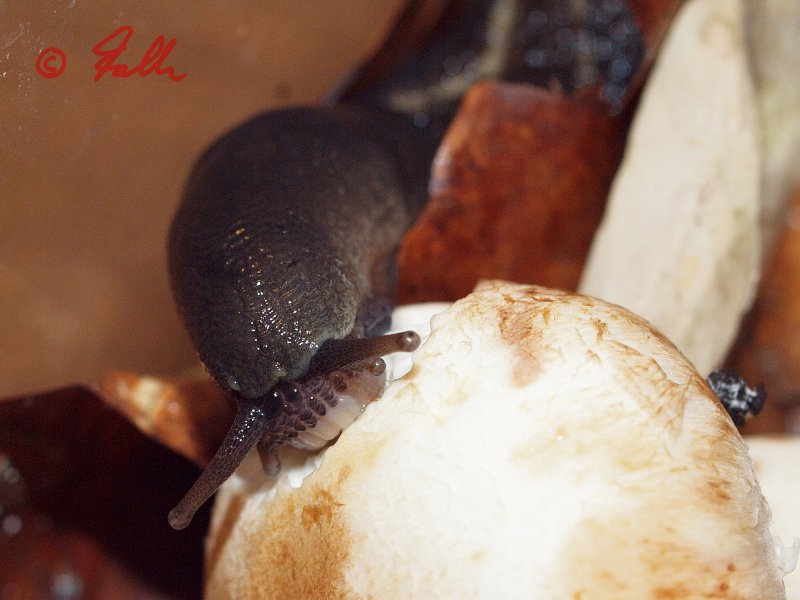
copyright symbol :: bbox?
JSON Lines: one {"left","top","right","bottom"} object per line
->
{"left": 36, "top": 47, "right": 67, "bottom": 78}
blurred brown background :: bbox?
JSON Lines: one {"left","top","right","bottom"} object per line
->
{"left": 0, "top": 1, "right": 402, "bottom": 397}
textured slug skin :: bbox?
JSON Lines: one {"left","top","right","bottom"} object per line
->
{"left": 168, "top": 107, "right": 429, "bottom": 400}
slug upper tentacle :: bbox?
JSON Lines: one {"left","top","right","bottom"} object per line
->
{"left": 308, "top": 330, "right": 421, "bottom": 375}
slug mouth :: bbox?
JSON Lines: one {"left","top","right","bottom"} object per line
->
{"left": 263, "top": 362, "right": 387, "bottom": 457}
{"left": 260, "top": 313, "right": 444, "bottom": 468}
{"left": 256, "top": 329, "right": 423, "bottom": 468}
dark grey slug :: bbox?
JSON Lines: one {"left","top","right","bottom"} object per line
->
{"left": 165, "top": 0, "right": 647, "bottom": 529}
{"left": 167, "top": 106, "right": 435, "bottom": 529}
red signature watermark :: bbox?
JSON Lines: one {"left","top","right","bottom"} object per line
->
{"left": 35, "top": 26, "right": 186, "bottom": 82}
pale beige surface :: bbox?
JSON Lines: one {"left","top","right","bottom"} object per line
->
{"left": 0, "top": 1, "right": 401, "bottom": 396}
{"left": 747, "top": 436, "right": 800, "bottom": 600}
{"left": 580, "top": 0, "right": 762, "bottom": 375}
{"left": 206, "top": 283, "right": 786, "bottom": 599}
{"left": 745, "top": 0, "right": 800, "bottom": 256}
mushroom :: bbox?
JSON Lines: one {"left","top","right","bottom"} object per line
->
{"left": 204, "top": 282, "right": 790, "bottom": 599}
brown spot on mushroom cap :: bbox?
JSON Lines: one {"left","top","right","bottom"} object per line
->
{"left": 204, "top": 430, "right": 391, "bottom": 599}
{"left": 206, "top": 479, "right": 352, "bottom": 600}
{"left": 267, "top": 485, "right": 349, "bottom": 600}
{"left": 300, "top": 491, "right": 344, "bottom": 532}
{"left": 554, "top": 504, "right": 766, "bottom": 600}
{"left": 497, "top": 298, "right": 544, "bottom": 387}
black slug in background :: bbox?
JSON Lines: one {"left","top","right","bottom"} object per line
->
{"left": 706, "top": 369, "right": 767, "bottom": 427}
{"left": 166, "top": 0, "right": 646, "bottom": 529}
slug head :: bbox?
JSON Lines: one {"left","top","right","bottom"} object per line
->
{"left": 168, "top": 329, "right": 420, "bottom": 530}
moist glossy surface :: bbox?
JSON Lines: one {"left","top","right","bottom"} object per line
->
{"left": 169, "top": 107, "right": 428, "bottom": 399}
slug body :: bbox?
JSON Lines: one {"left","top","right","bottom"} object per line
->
{"left": 166, "top": 0, "right": 647, "bottom": 530}
{"left": 167, "top": 107, "right": 432, "bottom": 529}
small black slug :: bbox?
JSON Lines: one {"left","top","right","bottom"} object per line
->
{"left": 167, "top": 106, "right": 435, "bottom": 529}
{"left": 706, "top": 369, "right": 766, "bottom": 427}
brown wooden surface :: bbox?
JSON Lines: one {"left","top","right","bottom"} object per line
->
{"left": 397, "top": 81, "right": 629, "bottom": 302}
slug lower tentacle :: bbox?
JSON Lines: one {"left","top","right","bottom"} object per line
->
{"left": 168, "top": 401, "right": 268, "bottom": 530}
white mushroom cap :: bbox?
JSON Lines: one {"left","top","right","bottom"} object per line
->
{"left": 205, "top": 281, "right": 786, "bottom": 599}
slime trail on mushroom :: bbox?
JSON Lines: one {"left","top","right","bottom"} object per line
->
{"left": 167, "top": 0, "right": 646, "bottom": 529}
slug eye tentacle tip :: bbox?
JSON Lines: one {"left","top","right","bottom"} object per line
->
{"left": 397, "top": 330, "right": 421, "bottom": 352}
{"left": 309, "top": 330, "right": 421, "bottom": 375}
